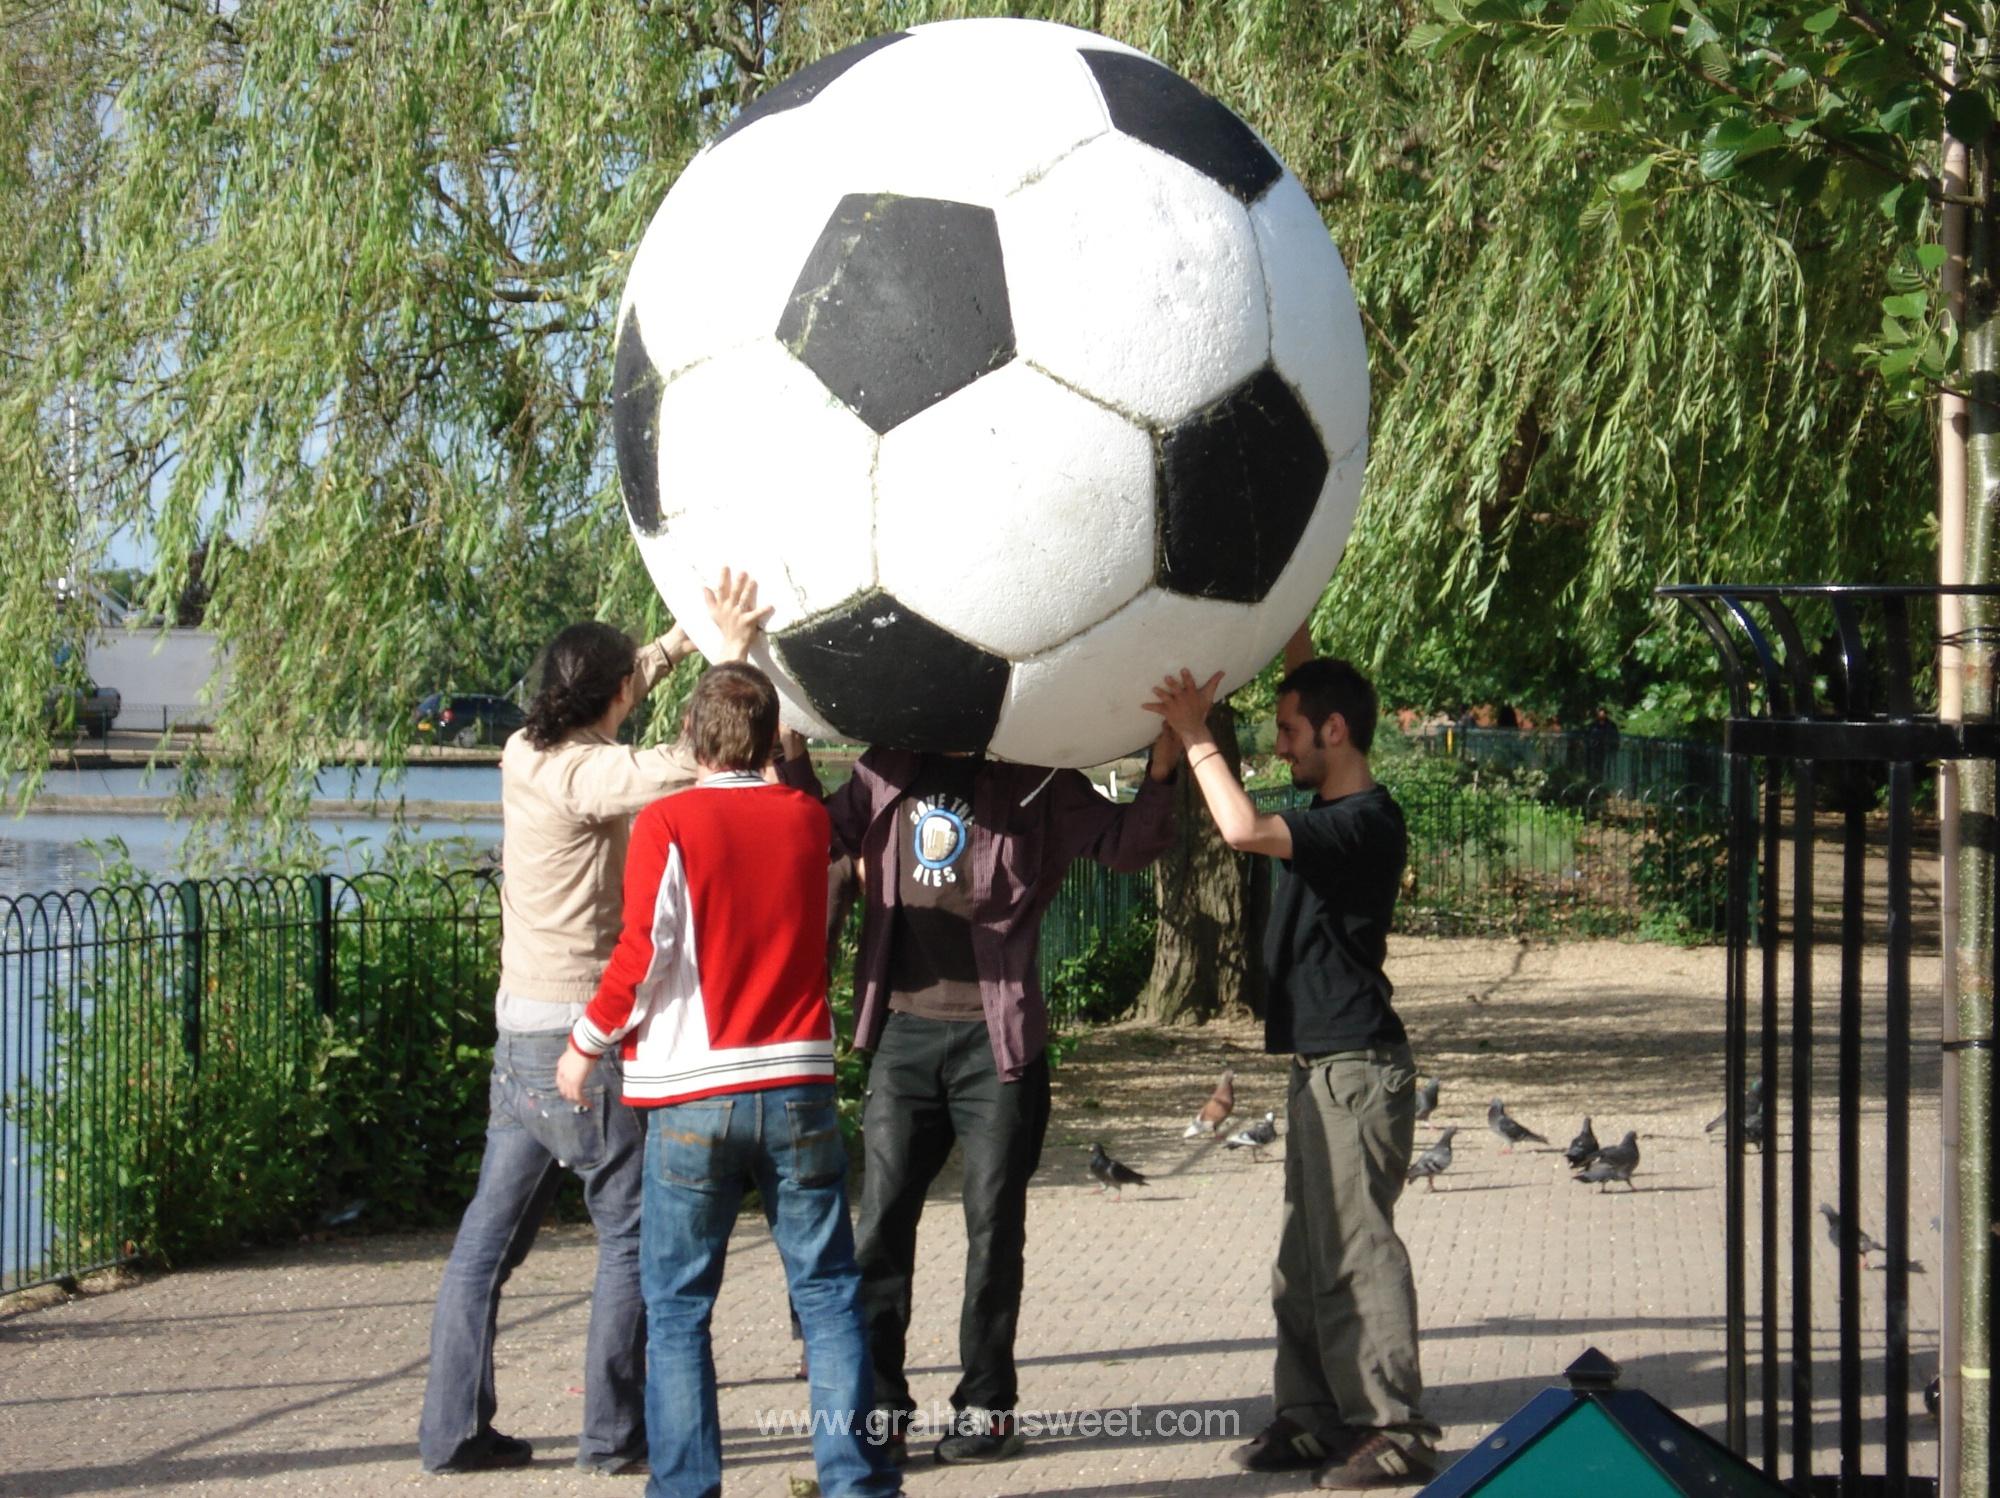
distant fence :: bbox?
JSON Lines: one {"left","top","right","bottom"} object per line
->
{"left": 1, "top": 755, "right": 1735, "bottom": 1297}
{"left": 1418, "top": 726, "right": 1729, "bottom": 805}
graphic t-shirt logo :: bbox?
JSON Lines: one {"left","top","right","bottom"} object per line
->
{"left": 908, "top": 794, "right": 971, "bottom": 888}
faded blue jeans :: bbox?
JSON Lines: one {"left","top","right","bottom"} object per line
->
{"left": 418, "top": 1029, "right": 646, "bottom": 1471}
{"left": 642, "top": 1085, "right": 900, "bottom": 1498}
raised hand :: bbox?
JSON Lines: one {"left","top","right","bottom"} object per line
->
{"left": 1142, "top": 668, "right": 1225, "bottom": 744}
{"left": 703, "top": 567, "right": 776, "bottom": 663}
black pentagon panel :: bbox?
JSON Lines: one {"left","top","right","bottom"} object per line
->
{"left": 777, "top": 193, "right": 1014, "bottom": 435}
{"left": 715, "top": 32, "right": 911, "bottom": 147}
{"left": 1081, "top": 50, "right": 1282, "bottom": 205}
{"left": 1158, "top": 367, "right": 1328, "bottom": 603}
{"left": 612, "top": 307, "right": 665, "bottom": 536}
{"left": 776, "top": 590, "right": 1009, "bottom": 753}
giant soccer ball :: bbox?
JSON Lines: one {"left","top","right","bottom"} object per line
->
{"left": 613, "top": 17, "right": 1367, "bottom": 766}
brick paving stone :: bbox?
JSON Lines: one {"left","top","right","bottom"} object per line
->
{"left": 0, "top": 937, "right": 1944, "bottom": 1495}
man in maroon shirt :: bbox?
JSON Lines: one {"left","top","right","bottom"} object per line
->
{"left": 778, "top": 726, "right": 1180, "bottom": 1465}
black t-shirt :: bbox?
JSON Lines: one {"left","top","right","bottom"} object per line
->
{"left": 1263, "top": 785, "right": 1408, "bottom": 1055}
{"left": 887, "top": 757, "right": 984, "bottom": 1022}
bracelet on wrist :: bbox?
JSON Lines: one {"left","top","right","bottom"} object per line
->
{"left": 1188, "top": 746, "right": 1222, "bottom": 771}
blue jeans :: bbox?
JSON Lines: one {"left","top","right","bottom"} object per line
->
{"left": 418, "top": 1030, "right": 646, "bottom": 1471}
{"left": 642, "top": 1085, "right": 900, "bottom": 1498}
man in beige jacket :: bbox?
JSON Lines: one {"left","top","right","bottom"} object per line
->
{"left": 418, "top": 572, "right": 767, "bottom": 1476}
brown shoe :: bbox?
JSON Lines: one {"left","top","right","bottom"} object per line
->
{"left": 1229, "top": 1416, "right": 1346, "bottom": 1473}
{"left": 1313, "top": 1431, "right": 1435, "bottom": 1489}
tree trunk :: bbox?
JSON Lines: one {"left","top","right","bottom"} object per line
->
{"left": 1953, "top": 107, "right": 1999, "bottom": 1498}
{"left": 1137, "top": 702, "right": 1266, "bottom": 1025}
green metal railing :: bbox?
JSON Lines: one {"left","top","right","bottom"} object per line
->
{"left": 1, "top": 871, "right": 501, "bottom": 1296}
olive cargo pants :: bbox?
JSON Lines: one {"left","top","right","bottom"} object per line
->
{"left": 1272, "top": 1044, "right": 1440, "bottom": 1448}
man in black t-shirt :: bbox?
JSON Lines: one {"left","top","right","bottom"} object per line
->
{"left": 1147, "top": 640, "right": 1439, "bottom": 1491}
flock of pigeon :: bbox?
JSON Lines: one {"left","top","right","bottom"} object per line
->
{"left": 1087, "top": 1070, "right": 1277, "bottom": 1197}
{"left": 1088, "top": 1067, "right": 1920, "bottom": 1281}
{"left": 1085, "top": 1071, "right": 1650, "bottom": 1197}
{"left": 1085, "top": 1069, "right": 1651, "bottom": 1197}
{"left": 1401, "top": 1088, "right": 1641, "bottom": 1193}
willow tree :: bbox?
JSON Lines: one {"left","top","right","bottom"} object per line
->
{"left": 1, "top": 0, "right": 1929, "bottom": 822}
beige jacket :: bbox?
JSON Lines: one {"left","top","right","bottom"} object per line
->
{"left": 497, "top": 638, "right": 701, "bottom": 1003}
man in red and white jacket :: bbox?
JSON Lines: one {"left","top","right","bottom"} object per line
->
{"left": 557, "top": 662, "right": 899, "bottom": 1498}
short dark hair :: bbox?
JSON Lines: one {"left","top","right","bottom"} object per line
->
{"left": 684, "top": 662, "right": 779, "bottom": 771}
{"left": 1277, "top": 657, "right": 1379, "bottom": 754}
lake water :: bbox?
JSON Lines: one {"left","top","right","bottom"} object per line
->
{"left": 3, "top": 764, "right": 503, "bottom": 902}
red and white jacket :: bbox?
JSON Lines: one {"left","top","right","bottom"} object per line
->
{"left": 570, "top": 773, "right": 834, "bottom": 1107}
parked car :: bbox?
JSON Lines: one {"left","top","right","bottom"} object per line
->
{"left": 413, "top": 693, "right": 526, "bottom": 748}
{"left": 46, "top": 679, "right": 122, "bottom": 739}
{"left": 46, "top": 648, "right": 121, "bottom": 739}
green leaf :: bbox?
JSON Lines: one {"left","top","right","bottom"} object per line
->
{"left": 1607, "top": 155, "right": 1655, "bottom": 193}
{"left": 1876, "top": 345, "right": 1919, "bottom": 378}
{"left": 1565, "top": 0, "right": 1631, "bottom": 32}
{"left": 1563, "top": 95, "right": 1630, "bottom": 131}
{"left": 1774, "top": 67, "right": 1811, "bottom": 90}
{"left": 1801, "top": 7, "right": 1840, "bottom": 34}
{"left": 1881, "top": 291, "right": 1928, "bottom": 320}
{"left": 1917, "top": 242, "right": 1948, "bottom": 273}
{"left": 1695, "top": 42, "right": 1733, "bottom": 86}
{"left": 1635, "top": 2, "right": 1677, "bottom": 41}
{"left": 1945, "top": 88, "right": 1994, "bottom": 143}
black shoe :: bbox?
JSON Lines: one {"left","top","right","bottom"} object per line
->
{"left": 433, "top": 1433, "right": 533, "bottom": 1474}
{"left": 575, "top": 1449, "right": 646, "bottom": 1476}
{"left": 1313, "top": 1431, "right": 1436, "bottom": 1490}
{"left": 1230, "top": 1416, "right": 1343, "bottom": 1473}
{"left": 865, "top": 1410, "right": 910, "bottom": 1468}
{"left": 935, "top": 1409, "right": 1025, "bottom": 1465}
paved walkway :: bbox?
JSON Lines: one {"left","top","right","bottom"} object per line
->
{"left": 0, "top": 937, "right": 1943, "bottom": 1495}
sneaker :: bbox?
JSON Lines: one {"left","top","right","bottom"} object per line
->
{"left": 865, "top": 1410, "right": 909, "bottom": 1469}
{"left": 935, "top": 1408, "right": 1025, "bottom": 1465}
{"left": 1313, "top": 1431, "right": 1436, "bottom": 1489}
{"left": 575, "top": 1449, "right": 646, "bottom": 1476}
{"left": 432, "top": 1432, "right": 533, "bottom": 1474}
{"left": 1230, "top": 1416, "right": 1344, "bottom": 1473}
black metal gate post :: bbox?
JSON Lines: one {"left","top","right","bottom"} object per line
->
{"left": 1662, "top": 583, "right": 2000, "bottom": 1498}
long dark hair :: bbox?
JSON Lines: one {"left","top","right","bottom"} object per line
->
{"left": 522, "top": 622, "right": 638, "bottom": 750}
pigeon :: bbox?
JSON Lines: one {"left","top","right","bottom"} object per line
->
{"left": 1564, "top": 1117, "right": 1600, "bottom": 1170}
{"left": 1414, "top": 1076, "right": 1441, "bottom": 1122}
{"left": 1406, "top": 1127, "right": 1458, "bottom": 1191}
{"left": 1742, "top": 1091, "right": 1768, "bottom": 1152}
{"left": 1089, "top": 1142, "right": 1149, "bottom": 1199}
{"left": 1573, "top": 1132, "right": 1640, "bottom": 1190}
{"left": 1225, "top": 1111, "right": 1278, "bottom": 1160}
{"left": 1706, "top": 1076, "right": 1765, "bottom": 1135}
{"left": 1184, "top": 1069, "right": 1236, "bottom": 1138}
{"left": 1487, "top": 1097, "right": 1547, "bottom": 1152}
{"left": 1824, "top": 1200, "right": 1880, "bottom": 1264}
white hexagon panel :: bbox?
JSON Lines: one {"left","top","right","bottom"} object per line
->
{"left": 613, "top": 17, "right": 1369, "bottom": 764}
{"left": 999, "top": 132, "right": 1271, "bottom": 426}
{"left": 875, "top": 363, "right": 1155, "bottom": 660}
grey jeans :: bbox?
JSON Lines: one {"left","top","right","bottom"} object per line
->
{"left": 417, "top": 1029, "right": 646, "bottom": 1471}
{"left": 1272, "top": 1044, "right": 1440, "bottom": 1448}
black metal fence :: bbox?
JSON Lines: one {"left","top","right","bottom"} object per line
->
{"left": 1419, "top": 724, "right": 1730, "bottom": 805}
{"left": 0, "top": 872, "right": 502, "bottom": 1297}
{"left": 1665, "top": 582, "right": 1983, "bottom": 1498}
